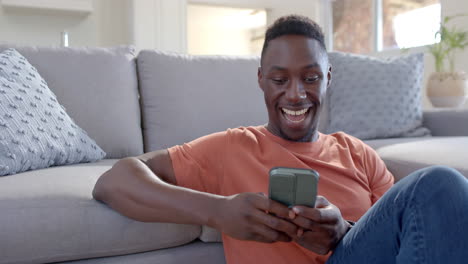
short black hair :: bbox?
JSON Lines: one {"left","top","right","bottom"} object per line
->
{"left": 261, "top": 15, "right": 326, "bottom": 62}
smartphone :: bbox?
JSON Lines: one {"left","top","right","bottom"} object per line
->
{"left": 268, "top": 167, "right": 319, "bottom": 208}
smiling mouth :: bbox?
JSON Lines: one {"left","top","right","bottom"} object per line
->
{"left": 281, "top": 107, "right": 310, "bottom": 123}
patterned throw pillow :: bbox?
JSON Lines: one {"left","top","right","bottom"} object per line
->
{"left": 326, "top": 52, "right": 431, "bottom": 139}
{"left": 0, "top": 49, "right": 105, "bottom": 176}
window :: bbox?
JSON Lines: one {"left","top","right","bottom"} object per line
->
{"left": 383, "top": 0, "right": 440, "bottom": 50}
{"left": 332, "top": 0, "right": 440, "bottom": 54}
{"left": 333, "top": 0, "right": 374, "bottom": 54}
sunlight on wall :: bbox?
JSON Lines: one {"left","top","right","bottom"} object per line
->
{"left": 187, "top": 4, "right": 266, "bottom": 56}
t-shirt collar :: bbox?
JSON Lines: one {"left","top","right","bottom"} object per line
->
{"left": 257, "top": 126, "right": 325, "bottom": 154}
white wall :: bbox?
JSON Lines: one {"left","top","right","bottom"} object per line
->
{"left": 442, "top": 0, "right": 468, "bottom": 109}
{"left": 0, "top": 0, "right": 131, "bottom": 47}
{"left": 0, "top": 0, "right": 324, "bottom": 51}
{"left": 187, "top": 5, "right": 264, "bottom": 55}
{"left": 131, "top": 0, "right": 187, "bottom": 52}
{"left": 130, "top": 0, "right": 322, "bottom": 53}
{"left": 424, "top": 0, "right": 468, "bottom": 108}
{"left": 188, "top": 0, "right": 322, "bottom": 26}
{"left": 96, "top": 0, "right": 132, "bottom": 47}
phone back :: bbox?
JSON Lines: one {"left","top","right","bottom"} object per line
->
{"left": 269, "top": 167, "right": 319, "bottom": 207}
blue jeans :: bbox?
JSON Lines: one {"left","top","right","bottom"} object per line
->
{"left": 327, "top": 166, "right": 468, "bottom": 264}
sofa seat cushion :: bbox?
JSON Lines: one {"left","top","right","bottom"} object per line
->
{"left": 61, "top": 241, "right": 225, "bottom": 264}
{"left": 374, "top": 137, "right": 468, "bottom": 181}
{"left": 364, "top": 136, "right": 433, "bottom": 150}
{"left": 0, "top": 160, "right": 201, "bottom": 264}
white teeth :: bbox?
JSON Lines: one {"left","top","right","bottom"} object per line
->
{"left": 282, "top": 108, "right": 309, "bottom": 116}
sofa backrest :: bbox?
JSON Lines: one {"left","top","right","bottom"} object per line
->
{"left": 0, "top": 45, "right": 144, "bottom": 158}
{"left": 137, "top": 50, "right": 329, "bottom": 151}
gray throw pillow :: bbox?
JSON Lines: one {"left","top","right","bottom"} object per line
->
{"left": 0, "top": 49, "right": 105, "bottom": 176}
{"left": 326, "top": 52, "right": 431, "bottom": 139}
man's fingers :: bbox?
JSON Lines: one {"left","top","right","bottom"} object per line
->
{"left": 253, "top": 210, "right": 298, "bottom": 238}
{"left": 295, "top": 227, "right": 335, "bottom": 255}
{"left": 291, "top": 215, "right": 319, "bottom": 230}
{"left": 253, "top": 224, "right": 291, "bottom": 243}
{"left": 292, "top": 205, "right": 339, "bottom": 223}
{"left": 288, "top": 196, "right": 333, "bottom": 222}
{"left": 245, "top": 194, "right": 299, "bottom": 238}
{"left": 251, "top": 194, "right": 290, "bottom": 219}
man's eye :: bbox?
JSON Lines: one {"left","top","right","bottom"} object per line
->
{"left": 272, "top": 78, "right": 287, "bottom": 85}
{"left": 304, "top": 76, "right": 320, "bottom": 83}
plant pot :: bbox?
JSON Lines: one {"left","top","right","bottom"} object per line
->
{"left": 427, "top": 71, "right": 468, "bottom": 108}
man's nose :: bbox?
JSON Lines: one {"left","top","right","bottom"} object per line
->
{"left": 286, "top": 80, "right": 307, "bottom": 102}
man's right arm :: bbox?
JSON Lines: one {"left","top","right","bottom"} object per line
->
{"left": 92, "top": 150, "right": 299, "bottom": 243}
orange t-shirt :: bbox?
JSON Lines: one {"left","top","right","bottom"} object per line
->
{"left": 168, "top": 126, "right": 394, "bottom": 264}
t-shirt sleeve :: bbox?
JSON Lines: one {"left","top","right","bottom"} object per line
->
{"left": 167, "top": 132, "right": 227, "bottom": 195}
{"left": 362, "top": 144, "right": 394, "bottom": 204}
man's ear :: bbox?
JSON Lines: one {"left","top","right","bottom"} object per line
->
{"left": 326, "top": 64, "right": 332, "bottom": 88}
{"left": 257, "top": 67, "right": 265, "bottom": 92}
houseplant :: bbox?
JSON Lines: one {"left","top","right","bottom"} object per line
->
{"left": 427, "top": 14, "right": 468, "bottom": 107}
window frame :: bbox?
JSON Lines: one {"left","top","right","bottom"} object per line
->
{"left": 328, "top": 0, "right": 440, "bottom": 54}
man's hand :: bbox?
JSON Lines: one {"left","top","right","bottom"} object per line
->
{"left": 288, "top": 196, "right": 351, "bottom": 255}
{"left": 213, "top": 193, "right": 299, "bottom": 243}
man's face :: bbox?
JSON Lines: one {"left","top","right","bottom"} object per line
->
{"left": 258, "top": 35, "right": 331, "bottom": 142}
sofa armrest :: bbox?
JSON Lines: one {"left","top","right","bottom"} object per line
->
{"left": 423, "top": 109, "right": 468, "bottom": 136}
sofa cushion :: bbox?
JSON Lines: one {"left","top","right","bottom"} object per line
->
{"left": 61, "top": 241, "right": 225, "bottom": 264}
{"left": 199, "top": 226, "right": 222, "bottom": 243}
{"left": 364, "top": 136, "right": 433, "bottom": 150}
{"left": 0, "top": 44, "right": 143, "bottom": 158}
{"left": 137, "top": 51, "right": 266, "bottom": 151}
{"left": 137, "top": 51, "right": 330, "bottom": 151}
{"left": 326, "top": 52, "right": 430, "bottom": 140}
{"left": 0, "top": 49, "right": 105, "bottom": 176}
{"left": 375, "top": 137, "right": 468, "bottom": 181}
{"left": 423, "top": 109, "right": 468, "bottom": 137}
{"left": 0, "top": 160, "right": 201, "bottom": 264}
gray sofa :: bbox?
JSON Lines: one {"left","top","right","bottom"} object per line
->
{"left": 0, "top": 45, "right": 467, "bottom": 264}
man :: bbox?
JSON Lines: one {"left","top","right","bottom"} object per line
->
{"left": 93, "top": 15, "right": 468, "bottom": 263}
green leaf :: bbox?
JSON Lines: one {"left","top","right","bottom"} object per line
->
{"left": 428, "top": 14, "right": 468, "bottom": 72}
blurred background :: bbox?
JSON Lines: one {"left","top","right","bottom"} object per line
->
{"left": 0, "top": 0, "right": 466, "bottom": 108}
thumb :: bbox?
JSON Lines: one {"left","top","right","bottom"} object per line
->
{"left": 315, "top": 196, "right": 331, "bottom": 208}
